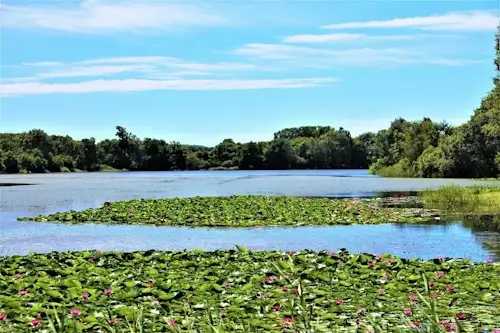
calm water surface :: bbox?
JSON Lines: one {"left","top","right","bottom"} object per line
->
{"left": 1, "top": 170, "right": 499, "bottom": 260}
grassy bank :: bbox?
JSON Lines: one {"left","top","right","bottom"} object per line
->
{"left": 17, "top": 196, "right": 431, "bottom": 226}
{"left": 420, "top": 185, "right": 500, "bottom": 214}
{"left": 0, "top": 248, "right": 498, "bottom": 332}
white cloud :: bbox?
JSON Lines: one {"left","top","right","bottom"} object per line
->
{"left": 231, "top": 43, "right": 477, "bottom": 67}
{"left": 37, "top": 65, "right": 154, "bottom": 79}
{"left": 322, "top": 10, "right": 498, "bottom": 31}
{"left": 2, "top": 55, "right": 338, "bottom": 96}
{"left": 0, "top": 78, "right": 339, "bottom": 96}
{"left": 0, "top": 0, "right": 228, "bottom": 32}
{"left": 15, "top": 56, "right": 265, "bottom": 81}
{"left": 283, "top": 33, "right": 417, "bottom": 43}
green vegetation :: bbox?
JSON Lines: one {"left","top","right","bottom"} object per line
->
{"left": 369, "top": 27, "right": 500, "bottom": 179}
{"left": 0, "top": 126, "right": 372, "bottom": 174}
{"left": 17, "top": 196, "right": 429, "bottom": 226}
{"left": 420, "top": 185, "right": 500, "bottom": 214}
{"left": 0, "top": 248, "right": 498, "bottom": 332}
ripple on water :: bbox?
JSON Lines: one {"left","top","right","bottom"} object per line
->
{"left": 0, "top": 170, "right": 499, "bottom": 260}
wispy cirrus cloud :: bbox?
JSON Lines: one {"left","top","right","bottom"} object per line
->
{"left": 231, "top": 10, "right": 492, "bottom": 68}
{"left": 321, "top": 10, "right": 498, "bottom": 31}
{"left": 0, "top": 0, "right": 229, "bottom": 33}
{"left": 282, "top": 32, "right": 460, "bottom": 44}
{"left": 18, "top": 57, "right": 263, "bottom": 81}
{"left": 0, "top": 78, "right": 339, "bottom": 97}
{"left": 231, "top": 43, "right": 480, "bottom": 67}
{"left": 0, "top": 56, "right": 339, "bottom": 96}
{"left": 283, "top": 33, "right": 417, "bottom": 44}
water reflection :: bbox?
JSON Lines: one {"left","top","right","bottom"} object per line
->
{"left": 462, "top": 214, "right": 500, "bottom": 232}
{"left": 0, "top": 217, "right": 497, "bottom": 262}
{"left": 460, "top": 214, "right": 500, "bottom": 261}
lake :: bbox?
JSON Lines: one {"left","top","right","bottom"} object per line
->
{"left": 1, "top": 169, "right": 500, "bottom": 260}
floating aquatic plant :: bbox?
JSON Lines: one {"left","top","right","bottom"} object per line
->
{"left": 0, "top": 248, "right": 499, "bottom": 332}
{"left": 17, "top": 195, "right": 432, "bottom": 227}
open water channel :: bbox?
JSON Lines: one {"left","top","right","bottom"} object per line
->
{"left": 1, "top": 170, "right": 500, "bottom": 261}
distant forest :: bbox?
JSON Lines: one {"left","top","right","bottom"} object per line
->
{"left": 1, "top": 29, "right": 499, "bottom": 178}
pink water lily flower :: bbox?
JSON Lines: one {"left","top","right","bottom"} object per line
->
{"left": 15, "top": 273, "right": 22, "bottom": 279}
{"left": 410, "top": 322, "right": 421, "bottom": 328}
{"left": 108, "top": 318, "right": 118, "bottom": 326}
{"left": 70, "top": 308, "right": 81, "bottom": 316}
{"left": 403, "top": 308, "right": 412, "bottom": 316}
{"left": 377, "top": 289, "right": 385, "bottom": 295}
{"left": 81, "top": 292, "right": 89, "bottom": 299}
{"left": 18, "top": 290, "right": 28, "bottom": 296}
{"left": 104, "top": 289, "right": 113, "bottom": 296}
{"left": 485, "top": 257, "right": 493, "bottom": 263}
{"left": 436, "top": 272, "right": 445, "bottom": 279}
{"left": 368, "top": 262, "right": 375, "bottom": 268}
{"left": 31, "top": 318, "right": 40, "bottom": 327}
{"left": 145, "top": 281, "right": 153, "bottom": 287}
{"left": 0, "top": 313, "right": 6, "bottom": 321}
{"left": 441, "top": 322, "right": 456, "bottom": 331}
{"left": 151, "top": 300, "right": 160, "bottom": 306}
{"left": 409, "top": 294, "right": 417, "bottom": 302}
{"left": 446, "top": 285, "right": 454, "bottom": 292}
{"left": 335, "top": 299, "right": 343, "bottom": 305}
{"left": 456, "top": 312, "right": 466, "bottom": 320}
{"left": 168, "top": 319, "right": 175, "bottom": 327}
{"left": 492, "top": 329, "right": 500, "bottom": 333}
{"left": 428, "top": 281, "right": 435, "bottom": 287}
{"left": 224, "top": 281, "right": 232, "bottom": 287}
{"left": 357, "top": 307, "right": 365, "bottom": 313}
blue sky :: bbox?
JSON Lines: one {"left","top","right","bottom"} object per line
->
{"left": 1, "top": 0, "right": 498, "bottom": 146}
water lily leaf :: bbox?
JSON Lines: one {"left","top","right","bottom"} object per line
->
{"left": 45, "top": 289, "right": 64, "bottom": 299}
{"left": 235, "top": 245, "right": 249, "bottom": 253}
{"left": 124, "top": 281, "right": 136, "bottom": 288}
{"left": 5, "top": 301, "right": 21, "bottom": 309}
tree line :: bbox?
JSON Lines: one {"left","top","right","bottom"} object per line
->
{"left": 1, "top": 28, "right": 499, "bottom": 178}
{"left": 0, "top": 125, "right": 372, "bottom": 173}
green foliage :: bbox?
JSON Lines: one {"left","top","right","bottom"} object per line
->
{"left": 420, "top": 185, "right": 500, "bottom": 214}
{"left": 0, "top": 125, "right": 369, "bottom": 174}
{"left": 0, "top": 249, "right": 499, "bottom": 332}
{"left": 370, "top": 27, "right": 500, "bottom": 179}
{"left": 17, "top": 196, "right": 429, "bottom": 226}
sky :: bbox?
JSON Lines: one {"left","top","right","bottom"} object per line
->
{"left": 1, "top": 0, "right": 499, "bottom": 146}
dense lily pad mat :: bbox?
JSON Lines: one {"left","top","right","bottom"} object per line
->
{"left": 0, "top": 249, "right": 499, "bottom": 332}
{"left": 17, "top": 196, "right": 430, "bottom": 226}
